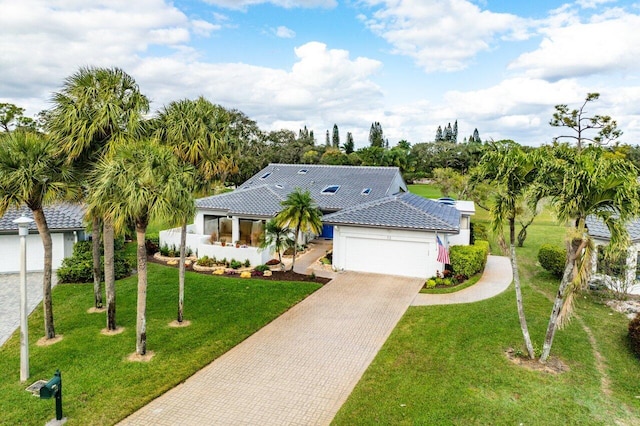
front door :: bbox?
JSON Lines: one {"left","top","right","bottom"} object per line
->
{"left": 320, "top": 224, "right": 334, "bottom": 239}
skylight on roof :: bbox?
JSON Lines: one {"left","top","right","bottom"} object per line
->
{"left": 275, "top": 184, "right": 284, "bottom": 189}
{"left": 298, "top": 169, "right": 308, "bottom": 174}
{"left": 260, "top": 172, "right": 271, "bottom": 179}
{"left": 321, "top": 185, "right": 340, "bottom": 194}
{"left": 361, "top": 188, "right": 371, "bottom": 195}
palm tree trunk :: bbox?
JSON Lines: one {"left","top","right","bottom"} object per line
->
{"left": 92, "top": 215, "right": 103, "bottom": 309}
{"left": 509, "top": 218, "right": 534, "bottom": 359}
{"left": 177, "top": 221, "right": 186, "bottom": 323}
{"left": 33, "top": 208, "right": 55, "bottom": 339}
{"left": 540, "top": 238, "right": 585, "bottom": 363}
{"left": 135, "top": 221, "right": 148, "bottom": 355}
{"left": 290, "top": 225, "right": 300, "bottom": 272}
{"left": 104, "top": 218, "right": 116, "bottom": 330}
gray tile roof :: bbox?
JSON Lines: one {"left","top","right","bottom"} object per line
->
{"left": 196, "top": 185, "right": 286, "bottom": 217}
{"left": 586, "top": 215, "right": 640, "bottom": 243}
{"left": 0, "top": 203, "right": 85, "bottom": 233}
{"left": 235, "top": 163, "right": 406, "bottom": 211}
{"left": 322, "top": 192, "right": 460, "bottom": 232}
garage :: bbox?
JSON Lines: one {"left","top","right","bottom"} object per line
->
{"left": 323, "top": 193, "right": 461, "bottom": 279}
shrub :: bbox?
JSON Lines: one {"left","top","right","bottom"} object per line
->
{"left": 159, "top": 244, "right": 169, "bottom": 257}
{"left": 57, "top": 241, "right": 131, "bottom": 283}
{"left": 255, "top": 264, "right": 270, "bottom": 272}
{"left": 425, "top": 279, "right": 437, "bottom": 289}
{"left": 538, "top": 244, "right": 566, "bottom": 277}
{"left": 449, "top": 240, "right": 489, "bottom": 277}
{"left": 470, "top": 222, "right": 488, "bottom": 243}
{"left": 196, "top": 256, "right": 215, "bottom": 267}
{"left": 628, "top": 315, "right": 640, "bottom": 357}
{"left": 145, "top": 239, "right": 159, "bottom": 255}
{"left": 230, "top": 260, "right": 242, "bottom": 269}
{"left": 244, "top": 259, "right": 251, "bottom": 268}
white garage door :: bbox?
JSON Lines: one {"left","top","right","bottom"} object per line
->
{"left": 344, "top": 236, "right": 432, "bottom": 278}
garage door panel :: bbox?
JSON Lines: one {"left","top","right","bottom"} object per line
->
{"left": 344, "top": 236, "right": 432, "bottom": 278}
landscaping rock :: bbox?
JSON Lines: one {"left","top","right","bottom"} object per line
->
{"left": 606, "top": 300, "right": 640, "bottom": 319}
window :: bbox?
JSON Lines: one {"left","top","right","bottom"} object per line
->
{"left": 260, "top": 172, "right": 271, "bottom": 179}
{"left": 321, "top": 185, "right": 340, "bottom": 194}
{"left": 298, "top": 169, "right": 308, "bottom": 174}
{"left": 203, "top": 215, "right": 232, "bottom": 242}
{"left": 361, "top": 188, "right": 371, "bottom": 195}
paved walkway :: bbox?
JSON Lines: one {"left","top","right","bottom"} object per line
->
{"left": 411, "top": 255, "right": 512, "bottom": 306}
{"left": 293, "top": 239, "right": 336, "bottom": 279}
{"left": 119, "top": 272, "right": 424, "bottom": 426}
{"left": 0, "top": 273, "right": 57, "bottom": 346}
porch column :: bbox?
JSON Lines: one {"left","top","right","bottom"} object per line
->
{"left": 232, "top": 216, "right": 240, "bottom": 244}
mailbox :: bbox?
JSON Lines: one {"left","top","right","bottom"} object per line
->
{"left": 39, "top": 370, "right": 63, "bottom": 421}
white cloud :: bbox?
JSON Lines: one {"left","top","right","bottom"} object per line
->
{"left": 576, "top": 0, "right": 616, "bottom": 9}
{"left": 509, "top": 11, "right": 640, "bottom": 81}
{"left": 201, "top": 0, "right": 336, "bottom": 10}
{"left": 274, "top": 25, "right": 296, "bottom": 38}
{"left": 191, "top": 19, "right": 221, "bottom": 36}
{"left": 359, "top": 0, "right": 527, "bottom": 72}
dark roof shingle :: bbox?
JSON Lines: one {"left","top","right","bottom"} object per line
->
{"left": 0, "top": 203, "right": 85, "bottom": 233}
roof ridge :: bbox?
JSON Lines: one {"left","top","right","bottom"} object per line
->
{"left": 324, "top": 195, "right": 396, "bottom": 218}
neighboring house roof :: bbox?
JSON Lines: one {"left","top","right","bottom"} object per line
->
{"left": 322, "top": 192, "right": 460, "bottom": 233}
{"left": 0, "top": 203, "right": 85, "bottom": 234}
{"left": 196, "top": 185, "right": 286, "bottom": 217}
{"left": 586, "top": 215, "right": 640, "bottom": 243}
{"left": 231, "top": 163, "right": 406, "bottom": 212}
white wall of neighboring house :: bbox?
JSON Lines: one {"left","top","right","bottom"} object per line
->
{"left": 591, "top": 239, "right": 640, "bottom": 295}
{"left": 0, "top": 232, "right": 75, "bottom": 273}
{"left": 331, "top": 225, "right": 449, "bottom": 278}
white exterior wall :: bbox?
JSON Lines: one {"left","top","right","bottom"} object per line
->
{"left": 332, "top": 225, "right": 449, "bottom": 278}
{"left": 591, "top": 238, "right": 640, "bottom": 295}
{"left": 160, "top": 225, "right": 272, "bottom": 266}
{"left": 0, "top": 232, "right": 71, "bottom": 273}
{"left": 448, "top": 214, "right": 471, "bottom": 246}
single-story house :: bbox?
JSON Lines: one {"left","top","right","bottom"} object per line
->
{"left": 160, "top": 164, "right": 475, "bottom": 278}
{"left": 586, "top": 215, "right": 640, "bottom": 295}
{"left": 0, "top": 203, "right": 86, "bottom": 273}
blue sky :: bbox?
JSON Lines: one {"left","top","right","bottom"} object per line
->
{"left": 1, "top": 0, "right": 640, "bottom": 147}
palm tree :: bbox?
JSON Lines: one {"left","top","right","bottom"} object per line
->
{"left": 89, "top": 140, "right": 194, "bottom": 355}
{"left": 260, "top": 219, "right": 294, "bottom": 270}
{"left": 533, "top": 145, "right": 639, "bottom": 362}
{"left": 0, "top": 131, "right": 78, "bottom": 339}
{"left": 472, "top": 143, "right": 537, "bottom": 359}
{"left": 47, "top": 66, "right": 149, "bottom": 328}
{"left": 151, "top": 97, "right": 233, "bottom": 323}
{"left": 275, "top": 189, "right": 323, "bottom": 272}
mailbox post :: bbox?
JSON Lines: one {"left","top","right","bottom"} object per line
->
{"left": 40, "top": 370, "right": 63, "bottom": 421}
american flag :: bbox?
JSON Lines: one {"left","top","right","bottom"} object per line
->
{"left": 436, "top": 235, "right": 450, "bottom": 265}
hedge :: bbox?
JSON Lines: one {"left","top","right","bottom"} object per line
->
{"left": 537, "top": 244, "right": 567, "bottom": 277}
{"left": 629, "top": 315, "right": 640, "bottom": 358}
{"left": 57, "top": 240, "right": 132, "bottom": 283}
{"left": 449, "top": 240, "right": 489, "bottom": 277}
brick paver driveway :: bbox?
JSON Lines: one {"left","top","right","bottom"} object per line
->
{"left": 119, "top": 272, "right": 423, "bottom": 426}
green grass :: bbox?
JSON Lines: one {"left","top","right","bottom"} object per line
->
{"left": 333, "top": 220, "right": 640, "bottom": 425}
{"left": 408, "top": 183, "right": 442, "bottom": 199}
{"left": 0, "top": 263, "right": 320, "bottom": 425}
{"left": 420, "top": 272, "right": 482, "bottom": 294}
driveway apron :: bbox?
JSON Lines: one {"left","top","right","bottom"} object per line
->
{"left": 119, "top": 272, "right": 424, "bottom": 426}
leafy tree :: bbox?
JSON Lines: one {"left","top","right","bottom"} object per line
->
{"left": 472, "top": 143, "right": 538, "bottom": 359}
{"left": 332, "top": 124, "right": 340, "bottom": 148}
{"left": 435, "top": 126, "right": 443, "bottom": 142}
{"left": 369, "top": 122, "right": 384, "bottom": 147}
{"left": 0, "top": 131, "right": 78, "bottom": 339}
{"left": 453, "top": 120, "right": 458, "bottom": 143}
{"left": 532, "top": 145, "right": 639, "bottom": 362}
{"left": 47, "top": 66, "right": 150, "bottom": 327}
{"left": 550, "top": 93, "right": 621, "bottom": 151}
{"left": 89, "top": 140, "right": 194, "bottom": 355}
{"left": 301, "top": 149, "right": 320, "bottom": 164}
{"left": 275, "top": 189, "right": 323, "bottom": 272}
{"left": 356, "top": 146, "right": 386, "bottom": 166}
{"left": 325, "top": 129, "right": 330, "bottom": 147}
{"left": 0, "top": 103, "right": 36, "bottom": 132}
{"left": 320, "top": 148, "right": 350, "bottom": 165}
{"left": 259, "top": 219, "right": 294, "bottom": 270}
{"left": 472, "top": 128, "right": 481, "bottom": 143}
{"left": 342, "top": 132, "right": 354, "bottom": 154}
{"left": 444, "top": 123, "right": 453, "bottom": 142}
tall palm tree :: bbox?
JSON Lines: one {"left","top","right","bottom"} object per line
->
{"left": 472, "top": 143, "right": 537, "bottom": 359}
{"left": 275, "top": 189, "right": 323, "bottom": 272}
{"left": 47, "top": 66, "right": 149, "bottom": 328}
{"left": 89, "top": 140, "right": 195, "bottom": 355}
{"left": 260, "top": 219, "right": 294, "bottom": 270}
{"left": 0, "top": 131, "right": 78, "bottom": 339}
{"left": 533, "top": 145, "right": 639, "bottom": 362}
{"left": 151, "top": 97, "right": 233, "bottom": 323}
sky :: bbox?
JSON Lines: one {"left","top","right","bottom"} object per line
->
{"left": 2, "top": 0, "right": 640, "bottom": 148}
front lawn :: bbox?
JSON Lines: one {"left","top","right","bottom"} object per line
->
{"left": 333, "top": 221, "right": 640, "bottom": 425}
{"left": 0, "top": 263, "right": 320, "bottom": 425}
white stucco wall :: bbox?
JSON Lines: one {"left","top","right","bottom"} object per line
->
{"left": 332, "top": 225, "right": 449, "bottom": 278}
{"left": 0, "top": 232, "right": 73, "bottom": 273}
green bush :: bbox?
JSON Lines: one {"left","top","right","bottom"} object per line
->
{"left": 254, "top": 264, "right": 270, "bottom": 272}
{"left": 57, "top": 241, "right": 131, "bottom": 283}
{"left": 628, "top": 315, "right": 640, "bottom": 358}
{"left": 538, "top": 244, "right": 567, "bottom": 277}
{"left": 230, "top": 260, "right": 242, "bottom": 269}
{"left": 425, "top": 279, "right": 437, "bottom": 289}
{"left": 196, "top": 256, "right": 215, "bottom": 267}
{"left": 449, "top": 240, "right": 489, "bottom": 277}
{"left": 470, "top": 222, "right": 488, "bottom": 243}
